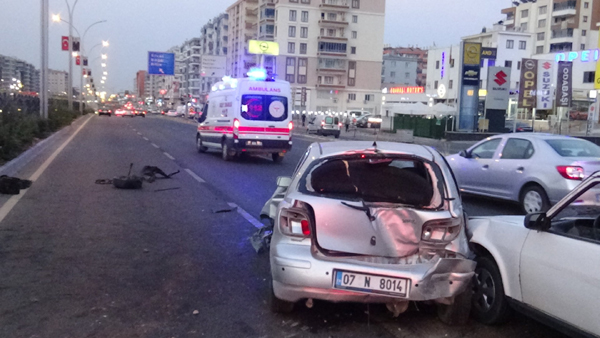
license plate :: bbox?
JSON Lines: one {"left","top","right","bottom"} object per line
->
{"left": 333, "top": 270, "right": 409, "bottom": 298}
{"left": 246, "top": 141, "right": 262, "bottom": 146}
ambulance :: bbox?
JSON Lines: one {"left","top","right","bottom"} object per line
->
{"left": 196, "top": 70, "right": 293, "bottom": 163}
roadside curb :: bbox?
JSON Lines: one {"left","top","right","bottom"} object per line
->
{"left": 0, "top": 115, "right": 90, "bottom": 177}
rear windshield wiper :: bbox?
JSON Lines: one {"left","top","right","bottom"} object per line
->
{"left": 341, "top": 200, "right": 376, "bottom": 221}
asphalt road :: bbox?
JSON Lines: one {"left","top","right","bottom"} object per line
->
{"left": 0, "top": 114, "right": 564, "bottom": 338}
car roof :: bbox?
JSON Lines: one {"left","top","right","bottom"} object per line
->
{"left": 317, "top": 141, "right": 435, "bottom": 160}
{"left": 494, "top": 133, "right": 587, "bottom": 141}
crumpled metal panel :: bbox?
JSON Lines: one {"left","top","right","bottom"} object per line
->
{"left": 369, "top": 207, "right": 421, "bottom": 257}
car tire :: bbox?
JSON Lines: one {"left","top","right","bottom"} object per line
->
{"left": 471, "top": 256, "right": 512, "bottom": 325}
{"left": 437, "top": 283, "right": 472, "bottom": 325}
{"left": 269, "top": 281, "right": 294, "bottom": 314}
{"left": 108, "top": 114, "right": 111, "bottom": 117}
{"left": 334, "top": 132, "right": 340, "bottom": 139}
{"left": 222, "top": 142, "right": 234, "bottom": 161}
{"left": 272, "top": 153, "right": 284, "bottom": 163}
{"left": 196, "top": 135, "right": 207, "bottom": 153}
{"left": 520, "top": 184, "right": 550, "bottom": 214}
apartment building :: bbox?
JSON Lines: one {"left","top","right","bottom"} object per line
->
{"left": 48, "top": 69, "right": 68, "bottom": 96}
{"left": 501, "top": 0, "right": 600, "bottom": 54}
{"left": 134, "top": 70, "right": 147, "bottom": 98}
{"left": 0, "top": 54, "right": 40, "bottom": 93}
{"left": 199, "top": 13, "right": 229, "bottom": 100}
{"left": 381, "top": 54, "right": 418, "bottom": 87}
{"left": 227, "top": 0, "right": 260, "bottom": 78}
{"left": 383, "top": 47, "right": 428, "bottom": 86}
{"left": 179, "top": 38, "right": 202, "bottom": 99}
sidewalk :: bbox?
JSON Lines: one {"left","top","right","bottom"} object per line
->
{"left": 293, "top": 125, "right": 475, "bottom": 155}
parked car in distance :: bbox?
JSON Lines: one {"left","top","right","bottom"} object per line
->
{"left": 504, "top": 120, "right": 533, "bottom": 133}
{"left": 165, "top": 109, "right": 179, "bottom": 117}
{"left": 263, "top": 141, "right": 475, "bottom": 323}
{"left": 569, "top": 110, "right": 588, "bottom": 121}
{"left": 368, "top": 115, "right": 383, "bottom": 128}
{"left": 355, "top": 114, "right": 372, "bottom": 128}
{"left": 347, "top": 110, "right": 369, "bottom": 125}
{"left": 468, "top": 171, "right": 600, "bottom": 337}
{"left": 446, "top": 133, "right": 600, "bottom": 213}
{"left": 307, "top": 115, "right": 341, "bottom": 138}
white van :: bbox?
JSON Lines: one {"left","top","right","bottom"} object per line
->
{"left": 307, "top": 115, "right": 341, "bottom": 138}
{"left": 196, "top": 76, "right": 293, "bottom": 162}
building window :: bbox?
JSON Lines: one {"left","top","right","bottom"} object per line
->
{"left": 288, "top": 26, "right": 296, "bottom": 37}
{"left": 365, "top": 94, "right": 374, "bottom": 101}
{"left": 352, "top": 15, "right": 358, "bottom": 23}
{"left": 286, "top": 57, "right": 296, "bottom": 83}
{"left": 348, "top": 93, "right": 356, "bottom": 101}
{"left": 348, "top": 61, "right": 356, "bottom": 86}
{"left": 351, "top": 46, "right": 356, "bottom": 54}
{"left": 488, "top": 59, "right": 496, "bottom": 67}
{"left": 584, "top": 16, "right": 589, "bottom": 22}
{"left": 301, "top": 0, "right": 310, "bottom": 3}
{"left": 301, "top": 11, "right": 309, "bottom": 22}
{"left": 436, "top": 60, "right": 440, "bottom": 69}
{"left": 581, "top": 44, "right": 586, "bottom": 50}
{"left": 506, "top": 40, "right": 514, "bottom": 49}
{"left": 450, "top": 58, "right": 455, "bottom": 67}
{"left": 521, "top": 9, "right": 528, "bottom": 18}
{"left": 327, "top": 28, "right": 336, "bottom": 37}
{"left": 449, "top": 80, "right": 453, "bottom": 89}
{"left": 520, "top": 22, "right": 527, "bottom": 31}
{"left": 298, "top": 58, "right": 307, "bottom": 84}
{"left": 390, "top": 71, "right": 396, "bottom": 78}
{"left": 539, "top": 5, "right": 547, "bottom": 14}
{"left": 323, "top": 76, "right": 334, "bottom": 85}
{"left": 300, "top": 43, "right": 307, "bottom": 54}
{"left": 405, "top": 72, "right": 410, "bottom": 78}
{"left": 584, "top": 71, "right": 596, "bottom": 83}
{"left": 582, "top": 30, "right": 587, "bottom": 36}
{"left": 288, "top": 42, "right": 296, "bottom": 53}
{"left": 300, "top": 27, "right": 308, "bottom": 38}
{"left": 352, "top": 0, "right": 360, "bottom": 8}
{"left": 290, "top": 10, "right": 297, "bottom": 21}
{"left": 290, "top": 0, "right": 298, "bottom": 2}
{"left": 519, "top": 41, "right": 527, "bottom": 50}
{"left": 517, "top": 61, "right": 521, "bottom": 70}
{"left": 352, "top": 31, "right": 357, "bottom": 39}
{"left": 434, "top": 81, "right": 438, "bottom": 89}
{"left": 327, "top": 12, "right": 337, "bottom": 21}
{"left": 537, "top": 32, "right": 545, "bottom": 41}
{"left": 505, "top": 60, "right": 512, "bottom": 68}
{"left": 536, "top": 45, "right": 544, "bottom": 54}
{"left": 584, "top": 2, "right": 589, "bottom": 8}
{"left": 538, "top": 19, "right": 546, "bottom": 28}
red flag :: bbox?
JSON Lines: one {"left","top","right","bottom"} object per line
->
{"left": 61, "top": 36, "right": 69, "bottom": 51}
{"left": 76, "top": 56, "right": 81, "bottom": 66}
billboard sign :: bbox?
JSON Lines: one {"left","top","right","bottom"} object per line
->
{"left": 536, "top": 61, "right": 554, "bottom": 110}
{"left": 518, "top": 58, "right": 538, "bottom": 108}
{"left": 557, "top": 61, "right": 573, "bottom": 107}
{"left": 481, "top": 47, "right": 497, "bottom": 60}
{"left": 248, "top": 40, "right": 280, "bottom": 56}
{"left": 462, "top": 65, "right": 481, "bottom": 86}
{"left": 148, "top": 52, "right": 175, "bottom": 76}
{"left": 463, "top": 42, "right": 482, "bottom": 65}
{"left": 200, "top": 55, "right": 226, "bottom": 77}
{"left": 389, "top": 86, "right": 424, "bottom": 94}
{"left": 485, "top": 67, "right": 511, "bottom": 110}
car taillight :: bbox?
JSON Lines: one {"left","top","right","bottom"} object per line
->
{"left": 421, "top": 218, "right": 461, "bottom": 242}
{"left": 233, "top": 118, "right": 240, "bottom": 139}
{"left": 288, "top": 121, "right": 294, "bottom": 131}
{"left": 321, "top": 120, "right": 325, "bottom": 126}
{"left": 109, "top": 110, "right": 112, "bottom": 113}
{"left": 557, "top": 166, "right": 584, "bottom": 180}
{"left": 338, "top": 122, "right": 342, "bottom": 127}
{"left": 280, "top": 207, "right": 311, "bottom": 238}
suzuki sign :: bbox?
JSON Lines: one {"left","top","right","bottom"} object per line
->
{"left": 485, "top": 67, "right": 511, "bottom": 110}
{"left": 536, "top": 61, "right": 554, "bottom": 110}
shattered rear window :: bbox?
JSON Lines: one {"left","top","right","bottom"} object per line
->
{"left": 302, "top": 157, "right": 445, "bottom": 208}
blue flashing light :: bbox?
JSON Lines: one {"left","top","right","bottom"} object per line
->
{"left": 247, "top": 67, "right": 267, "bottom": 81}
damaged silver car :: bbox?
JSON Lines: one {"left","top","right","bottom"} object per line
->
{"left": 262, "top": 141, "right": 476, "bottom": 324}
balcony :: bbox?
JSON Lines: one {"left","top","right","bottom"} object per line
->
{"left": 552, "top": 28, "right": 574, "bottom": 39}
{"left": 318, "top": 19, "right": 348, "bottom": 26}
{"left": 319, "top": 0, "right": 349, "bottom": 9}
{"left": 318, "top": 35, "right": 348, "bottom": 42}
{"left": 317, "top": 82, "right": 346, "bottom": 89}
{"left": 552, "top": 1, "right": 577, "bottom": 17}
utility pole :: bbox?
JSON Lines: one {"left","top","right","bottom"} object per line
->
{"left": 40, "top": 0, "right": 49, "bottom": 119}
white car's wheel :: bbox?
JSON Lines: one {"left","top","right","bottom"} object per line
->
{"left": 222, "top": 142, "right": 234, "bottom": 161}
{"left": 196, "top": 135, "right": 207, "bottom": 153}
{"left": 471, "top": 256, "right": 511, "bottom": 324}
{"left": 520, "top": 185, "right": 549, "bottom": 214}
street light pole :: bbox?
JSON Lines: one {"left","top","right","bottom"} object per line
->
{"left": 78, "top": 20, "right": 107, "bottom": 114}
{"left": 40, "top": 0, "right": 49, "bottom": 119}
{"left": 65, "top": 0, "right": 79, "bottom": 111}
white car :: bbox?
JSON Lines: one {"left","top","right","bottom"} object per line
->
{"left": 468, "top": 171, "right": 600, "bottom": 337}
{"left": 165, "top": 109, "right": 179, "bottom": 117}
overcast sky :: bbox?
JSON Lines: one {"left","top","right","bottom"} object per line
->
{"left": 0, "top": 0, "right": 510, "bottom": 93}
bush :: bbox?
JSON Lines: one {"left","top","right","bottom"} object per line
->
{"left": 0, "top": 108, "right": 79, "bottom": 163}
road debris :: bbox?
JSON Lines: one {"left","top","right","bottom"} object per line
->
{"left": 0, "top": 175, "right": 32, "bottom": 195}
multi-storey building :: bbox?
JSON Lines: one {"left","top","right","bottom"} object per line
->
{"left": 0, "top": 55, "right": 40, "bottom": 93}
{"left": 178, "top": 38, "right": 202, "bottom": 99}
{"left": 48, "top": 69, "right": 68, "bottom": 96}
{"left": 134, "top": 70, "right": 147, "bottom": 98}
{"left": 383, "top": 47, "right": 428, "bottom": 86}
{"left": 381, "top": 54, "right": 418, "bottom": 87}
{"left": 227, "top": 0, "right": 260, "bottom": 78}
{"left": 501, "top": 0, "right": 600, "bottom": 54}
{"left": 199, "top": 13, "right": 229, "bottom": 100}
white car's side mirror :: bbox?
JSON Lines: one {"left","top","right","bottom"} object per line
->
{"left": 277, "top": 176, "right": 292, "bottom": 188}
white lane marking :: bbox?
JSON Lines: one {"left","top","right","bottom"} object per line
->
{"left": 184, "top": 168, "right": 206, "bottom": 183}
{"left": 163, "top": 152, "right": 175, "bottom": 160}
{"left": 137, "top": 132, "right": 142, "bottom": 135}
{"left": 0, "top": 115, "right": 93, "bottom": 225}
{"left": 228, "top": 203, "right": 263, "bottom": 229}
{"left": 151, "top": 143, "right": 160, "bottom": 149}
{"left": 132, "top": 128, "right": 136, "bottom": 131}
{"left": 143, "top": 137, "right": 149, "bottom": 141}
